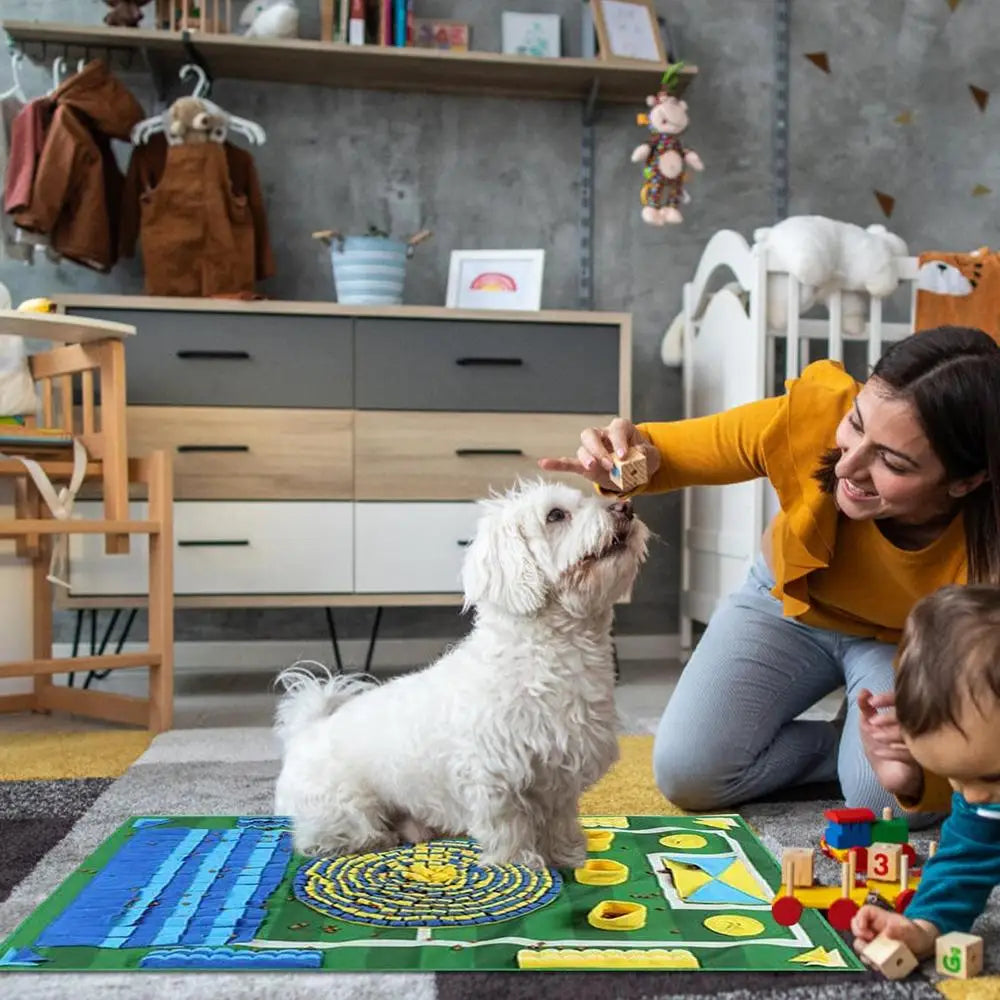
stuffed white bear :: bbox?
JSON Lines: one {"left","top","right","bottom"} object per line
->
{"left": 754, "top": 216, "right": 908, "bottom": 337}
{"left": 240, "top": 0, "right": 299, "bottom": 37}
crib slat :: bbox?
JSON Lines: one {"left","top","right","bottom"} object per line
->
{"left": 868, "top": 297, "right": 883, "bottom": 370}
{"left": 828, "top": 291, "right": 844, "bottom": 363}
{"left": 785, "top": 274, "right": 800, "bottom": 379}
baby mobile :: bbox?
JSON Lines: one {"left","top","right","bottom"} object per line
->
{"left": 631, "top": 63, "right": 703, "bottom": 225}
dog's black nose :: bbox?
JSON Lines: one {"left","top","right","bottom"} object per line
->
{"left": 610, "top": 500, "right": 633, "bottom": 521}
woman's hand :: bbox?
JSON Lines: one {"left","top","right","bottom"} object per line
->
{"left": 852, "top": 906, "right": 938, "bottom": 963}
{"left": 537, "top": 417, "right": 661, "bottom": 492}
{"left": 858, "top": 688, "right": 923, "bottom": 801}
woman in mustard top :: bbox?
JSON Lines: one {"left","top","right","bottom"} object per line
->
{"left": 540, "top": 326, "right": 1000, "bottom": 818}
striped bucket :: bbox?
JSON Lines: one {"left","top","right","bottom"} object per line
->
{"left": 330, "top": 235, "right": 408, "bottom": 305}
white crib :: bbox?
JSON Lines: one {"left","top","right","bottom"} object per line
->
{"left": 678, "top": 229, "right": 921, "bottom": 650}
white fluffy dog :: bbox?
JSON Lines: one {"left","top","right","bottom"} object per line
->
{"left": 273, "top": 479, "right": 649, "bottom": 869}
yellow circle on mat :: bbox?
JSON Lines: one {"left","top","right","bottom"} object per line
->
{"left": 659, "top": 834, "right": 708, "bottom": 850}
{"left": 704, "top": 914, "right": 765, "bottom": 937}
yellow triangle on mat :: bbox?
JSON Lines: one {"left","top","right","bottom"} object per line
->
{"left": 663, "top": 859, "right": 712, "bottom": 899}
{"left": 719, "top": 859, "right": 772, "bottom": 903}
{"left": 789, "top": 945, "right": 848, "bottom": 968}
{"left": 695, "top": 817, "right": 740, "bottom": 830}
{"left": 1, "top": 730, "right": 152, "bottom": 780}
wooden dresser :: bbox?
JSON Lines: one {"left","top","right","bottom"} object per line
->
{"left": 52, "top": 296, "right": 631, "bottom": 612}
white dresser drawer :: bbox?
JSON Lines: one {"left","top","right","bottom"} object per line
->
{"left": 69, "top": 502, "right": 354, "bottom": 596}
{"left": 354, "top": 502, "right": 481, "bottom": 594}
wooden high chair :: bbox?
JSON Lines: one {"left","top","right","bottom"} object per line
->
{"left": 0, "top": 311, "right": 174, "bottom": 732}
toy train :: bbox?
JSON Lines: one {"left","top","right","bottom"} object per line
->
{"left": 771, "top": 807, "right": 933, "bottom": 931}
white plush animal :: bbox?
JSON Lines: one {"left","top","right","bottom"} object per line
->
{"left": 239, "top": 0, "right": 299, "bottom": 37}
{"left": 754, "top": 216, "right": 908, "bottom": 336}
{"left": 273, "top": 480, "right": 649, "bottom": 869}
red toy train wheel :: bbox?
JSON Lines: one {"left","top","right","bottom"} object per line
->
{"left": 772, "top": 895, "right": 803, "bottom": 926}
{"left": 827, "top": 897, "right": 859, "bottom": 931}
{"left": 895, "top": 888, "right": 915, "bottom": 913}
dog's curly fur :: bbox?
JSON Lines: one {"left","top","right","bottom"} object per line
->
{"left": 273, "top": 479, "right": 649, "bottom": 868}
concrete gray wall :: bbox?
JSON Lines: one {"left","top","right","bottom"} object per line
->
{"left": 1, "top": 0, "right": 997, "bottom": 645}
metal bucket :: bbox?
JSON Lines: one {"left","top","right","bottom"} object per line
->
{"left": 330, "top": 235, "right": 408, "bottom": 305}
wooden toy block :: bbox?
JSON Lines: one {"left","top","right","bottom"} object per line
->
{"left": 869, "top": 842, "right": 902, "bottom": 881}
{"left": 781, "top": 847, "right": 813, "bottom": 887}
{"left": 936, "top": 932, "right": 984, "bottom": 979}
{"left": 862, "top": 933, "right": 919, "bottom": 980}
{"left": 871, "top": 817, "right": 909, "bottom": 845}
{"left": 609, "top": 446, "right": 648, "bottom": 491}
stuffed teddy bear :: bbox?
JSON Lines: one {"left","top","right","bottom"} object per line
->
{"left": 167, "top": 96, "right": 228, "bottom": 145}
{"left": 754, "top": 216, "right": 909, "bottom": 336}
{"left": 103, "top": 0, "right": 153, "bottom": 28}
{"left": 240, "top": 0, "right": 300, "bottom": 37}
{"left": 631, "top": 87, "right": 703, "bottom": 225}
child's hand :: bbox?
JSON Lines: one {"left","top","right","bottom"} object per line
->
{"left": 852, "top": 905, "right": 938, "bottom": 961}
{"left": 858, "top": 688, "right": 923, "bottom": 800}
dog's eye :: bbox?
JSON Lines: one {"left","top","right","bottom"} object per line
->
{"left": 546, "top": 508, "right": 567, "bottom": 523}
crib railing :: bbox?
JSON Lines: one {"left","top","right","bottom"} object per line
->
{"left": 758, "top": 249, "right": 920, "bottom": 389}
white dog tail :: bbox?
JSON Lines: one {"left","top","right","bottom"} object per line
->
{"left": 273, "top": 662, "right": 376, "bottom": 746}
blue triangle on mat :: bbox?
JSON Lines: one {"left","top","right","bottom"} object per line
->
{"left": 132, "top": 818, "right": 171, "bottom": 828}
{"left": 0, "top": 947, "right": 46, "bottom": 967}
{"left": 688, "top": 881, "right": 766, "bottom": 906}
{"left": 663, "top": 853, "right": 733, "bottom": 878}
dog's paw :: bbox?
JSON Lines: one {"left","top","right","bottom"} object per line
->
{"left": 548, "top": 848, "right": 588, "bottom": 869}
{"left": 479, "top": 848, "right": 548, "bottom": 871}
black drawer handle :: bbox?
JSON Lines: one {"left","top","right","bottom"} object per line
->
{"left": 457, "top": 539, "right": 472, "bottom": 547}
{"left": 176, "top": 350, "right": 251, "bottom": 361}
{"left": 454, "top": 357, "right": 523, "bottom": 367}
{"left": 178, "top": 539, "right": 251, "bottom": 547}
{"left": 455, "top": 448, "right": 524, "bottom": 457}
{"left": 177, "top": 445, "right": 250, "bottom": 453}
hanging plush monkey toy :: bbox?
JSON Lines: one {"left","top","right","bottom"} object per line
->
{"left": 631, "top": 63, "right": 704, "bottom": 225}
{"left": 103, "top": 0, "right": 154, "bottom": 28}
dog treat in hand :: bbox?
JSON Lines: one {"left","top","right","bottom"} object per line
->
{"left": 610, "top": 447, "right": 648, "bottom": 492}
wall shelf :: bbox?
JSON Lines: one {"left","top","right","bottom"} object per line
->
{"left": 1, "top": 20, "right": 696, "bottom": 104}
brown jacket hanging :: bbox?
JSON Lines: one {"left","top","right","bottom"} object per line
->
{"left": 120, "top": 132, "right": 275, "bottom": 296}
{"left": 13, "top": 60, "right": 143, "bottom": 272}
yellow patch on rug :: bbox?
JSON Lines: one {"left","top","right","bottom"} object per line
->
{"left": 937, "top": 979, "right": 1000, "bottom": 999}
{"left": 0, "top": 730, "right": 152, "bottom": 781}
{"left": 579, "top": 734, "right": 685, "bottom": 816}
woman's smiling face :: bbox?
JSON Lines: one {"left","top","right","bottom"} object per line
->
{"left": 831, "top": 378, "right": 956, "bottom": 525}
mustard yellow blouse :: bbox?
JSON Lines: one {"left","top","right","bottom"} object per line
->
{"left": 633, "top": 359, "right": 962, "bottom": 812}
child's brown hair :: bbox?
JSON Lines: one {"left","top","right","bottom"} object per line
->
{"left": 896, "top": 584, "right": 1000, "bottom": 737}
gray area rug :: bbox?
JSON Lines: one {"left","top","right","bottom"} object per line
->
{"left": 0, "top": 726, "right": 985, "bottom": 999}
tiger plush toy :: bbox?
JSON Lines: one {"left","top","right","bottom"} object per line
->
{"left": 915, "top": 247, "right": 1000, "bottom": 343}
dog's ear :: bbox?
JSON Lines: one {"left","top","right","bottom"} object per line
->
{"left": 461, "top": 503, "right": 547, "bottom": 616}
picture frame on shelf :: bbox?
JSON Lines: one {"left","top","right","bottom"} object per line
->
{"left": 446, "top": 250, "right": 545, "bottom": 311}
{"left": 592, "top": 0, "right": 666, "bottom": 64}
{"left": 412, "top": 18, "right": 470, "bottom": 51}
{"left": 501, "top": 12, "right": 562, "bottom": 58}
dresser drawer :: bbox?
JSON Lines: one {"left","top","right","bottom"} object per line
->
{"left": 63, "top": 308, "right": 353, "bottom": 408}
{"left": 354, "top": 319, "right": 620, "bottom": 412}
{"left": 69, "top": 501, "right": 353, "bottom": 595}
{"left": 355, "top": 411, "right": 605, "bottom": 499}
{"left": 354, "top": 502, "right": 481, "bottom": 593}
{"left": 125, "top": 406, "right": 353, "bottom": 499}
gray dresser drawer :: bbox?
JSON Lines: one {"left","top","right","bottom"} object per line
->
{"left": 354, "top": 319, "right": 620, "bottom": 412}
{"left": 64, "top": 308, "right": 353, "bottom": 408}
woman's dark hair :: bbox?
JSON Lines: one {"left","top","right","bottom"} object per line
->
{"left": 896, "top": 584, "right": 1000, "bottom": 736}
{"left": 812, "top": 325, "right": 1000, "bottom": 584}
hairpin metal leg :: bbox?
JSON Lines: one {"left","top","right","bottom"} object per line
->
{"left": 323, "top": 607, "right": 345, "bottom": 674}
{"left": 363, "top": 606, "right": 383, "bottom": 675}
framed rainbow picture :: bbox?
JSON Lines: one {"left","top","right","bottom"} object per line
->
{"left": 446, "top": 249, "right": 545, "bottom": 311}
